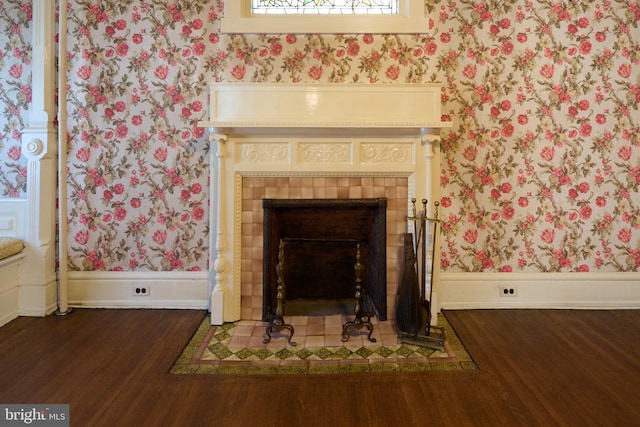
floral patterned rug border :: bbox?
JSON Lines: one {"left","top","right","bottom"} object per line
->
{"left": 171, "top": 314, "right": 478, "bottom": 375}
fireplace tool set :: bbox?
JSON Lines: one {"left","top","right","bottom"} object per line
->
{"left": 396, "top": 198, "right": 445, "bottom": 352}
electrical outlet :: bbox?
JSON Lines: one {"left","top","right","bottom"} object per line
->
{"left": 499, "top": 286, "right": 517, "bottom": 297}
{"left": 132, "top": 286, "right": 150, "bottom": 296}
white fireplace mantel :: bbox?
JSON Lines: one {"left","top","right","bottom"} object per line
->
{"left": 199, "top": 83, "right": 449, "bottom": 135}
{"left": 199, "top": 83, "right": 450, "bottom": 325}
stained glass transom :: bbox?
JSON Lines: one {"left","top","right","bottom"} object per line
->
{"left": 252, "top": 0, "right": 398, "bottom": 15}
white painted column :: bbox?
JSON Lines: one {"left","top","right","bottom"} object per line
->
{"left": 57, "top": 0, "right": 71, "bottom": 315}
{"left": 422, "top": 132, "right": 442, "bottom": 325}
{"left": 19, "top": 0, "right": 58, "bottom": 315}
{"left": 208, "top": 132, "right": 228, "bottom": 325}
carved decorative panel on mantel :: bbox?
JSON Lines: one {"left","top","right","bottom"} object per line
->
{"left": 199, "top": 83, "right": 450, "bottom": 325}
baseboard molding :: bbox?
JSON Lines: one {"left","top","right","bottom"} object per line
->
{"left": 67, "top": 271, "right": 209, "bottom": 310}
{"left": 440, "top": 272, "right": 640, "bottom": 309}
{"left": 21, "top": 270, "right": 640, "bottom": 316}
{"left": 19, "top": 279, "right": 58, "bottom": 317}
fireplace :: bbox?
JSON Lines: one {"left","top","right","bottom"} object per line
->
{"left": 199, "top": 83, "right": 449, "bottom": 325}
{"left": 241, "top": 176, "right": 406, "bottom": 322}
{"left": 263, "top": 198, "right": 387, "bottom": 320}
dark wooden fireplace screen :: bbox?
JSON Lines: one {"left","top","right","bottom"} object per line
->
{"left": 262, "top": 198, "right": 387, "bottom": 321}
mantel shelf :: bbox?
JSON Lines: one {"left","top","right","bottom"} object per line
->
{"left": 198, "top": 83, "right": 450, "bottom": 139}
{"left": 198, "top": 121, "right": 452, "bottom": 139}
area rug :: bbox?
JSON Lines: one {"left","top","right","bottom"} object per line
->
{"left": 171, "top": 312, "right": 477, "bottom": 375}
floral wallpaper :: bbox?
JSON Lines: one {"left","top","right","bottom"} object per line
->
{"left": 437, "top": 0, "right": 640, "bottom": 272}
{"left": 1, "top": 0, "right": 639, "bottom": 273}
{"left": 0, "top": 0, "right": 30, "bottom": 198}
{"left": 65, "top": 0, "right": 212, "bottom": 271}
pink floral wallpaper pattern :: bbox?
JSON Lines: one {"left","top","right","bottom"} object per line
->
{"left": 1, "top": 0, "right": 639, "bottom": 273}
{"left": 0, "top": 0, "right": 30, "bottom": 198}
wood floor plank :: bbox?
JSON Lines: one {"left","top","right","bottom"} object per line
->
{"left": 445, "top": 309, "right": 640, "bottom": 426}
{"left": 1, "top": 308, "right": 639, "bottom": 426}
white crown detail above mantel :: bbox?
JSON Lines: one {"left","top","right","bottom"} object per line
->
{"left": 198, "top": 83, "right": 452, "bottom": 137}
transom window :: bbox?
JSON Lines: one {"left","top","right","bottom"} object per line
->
{"left": 222, "top": 0, "right": 428, "bottom": 34}
{"left": 252, "top": 0, "right": 398, "bottom": 15}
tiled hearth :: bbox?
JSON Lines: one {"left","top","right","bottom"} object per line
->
{"left": 240, "top": 176, "right": 408, "bottom": 321}
{"left": 172, "top": 313, "right": 477, "bottom": 375}
{"left": 231, "top": 314, "right": 397, "bottom": 348}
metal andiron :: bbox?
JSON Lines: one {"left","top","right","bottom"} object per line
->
{"left": 263, "top": 239, "right": 296, "bottom": 346}
{"left": 397, "top": 198, "right": 445, "bottom": 351}
{"left": 342, "top": 242, "right": 376, "bottom": 343}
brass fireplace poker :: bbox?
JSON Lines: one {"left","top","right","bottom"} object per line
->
{"left": 397, "top": 198, "right": 445, "bottom": 351}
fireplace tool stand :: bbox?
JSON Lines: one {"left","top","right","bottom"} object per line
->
{"left": 264, "top": 239, "right": 296, "bottom": 346}
{"left": 397, "top": 198, "right": 445, "bottom": 351}
{"left": 342, "top": 242, "right": 376, "bottom": 343}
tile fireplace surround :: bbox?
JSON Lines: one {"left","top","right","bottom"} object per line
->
{"left": 199, "top": 83, "right": 450, "bottom": 325}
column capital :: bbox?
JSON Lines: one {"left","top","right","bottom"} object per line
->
{"left": 208, "top": 130, "right": 228, "bottom": 143}
{"left": 420, "top": 130, "right": 442, "bottom": 145}
{"left": 209, "top": 132, "right": 229, "bottom": 159}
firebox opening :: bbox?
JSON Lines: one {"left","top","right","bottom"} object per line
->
{"left": 282, "top": 239, "right": 368, "bottom": 316}
{"left": 263, "top": 198, "right": 387, "bottom": 321}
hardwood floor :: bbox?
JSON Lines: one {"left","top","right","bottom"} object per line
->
{"left": 1, "top": 308, "right": 639, "bottom": 426}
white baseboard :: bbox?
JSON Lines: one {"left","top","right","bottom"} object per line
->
{"left": 67, "top": 271, "right": 209, "bottom": 310}
{"left": 0, "top": 253, "right": 57, "bottom": 323}
{"left": 15, "top": 270, "right": 640, "bottom": 318}
{"left": 440, "top": 272, "right": 640, "bottom": 309}
{"left": 19, "top": 279, "right": 58, "bottom": 317}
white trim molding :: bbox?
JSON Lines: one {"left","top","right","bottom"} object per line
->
{"left": 16, "top": 0, "right": 58, "bottom": 319}
{"left": 221, "top": 0, "right": 430, "bottom": 34}
{"left": 0, "top": 199, "right": 26, "bottom": 326}
{"left": 67, "top": 271, "right": 209, "bottom": 310}
{"left": 0, "top": 254, "right": 23, "bottom": 326}
{"left": 440, "top": 272, "right": 640, "bottom": 309}
{"left": 201, "top": 83, "right": 447, "bottom": 131}
{"left": 0, "top": 198, "right": 26, "bottom": 238}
